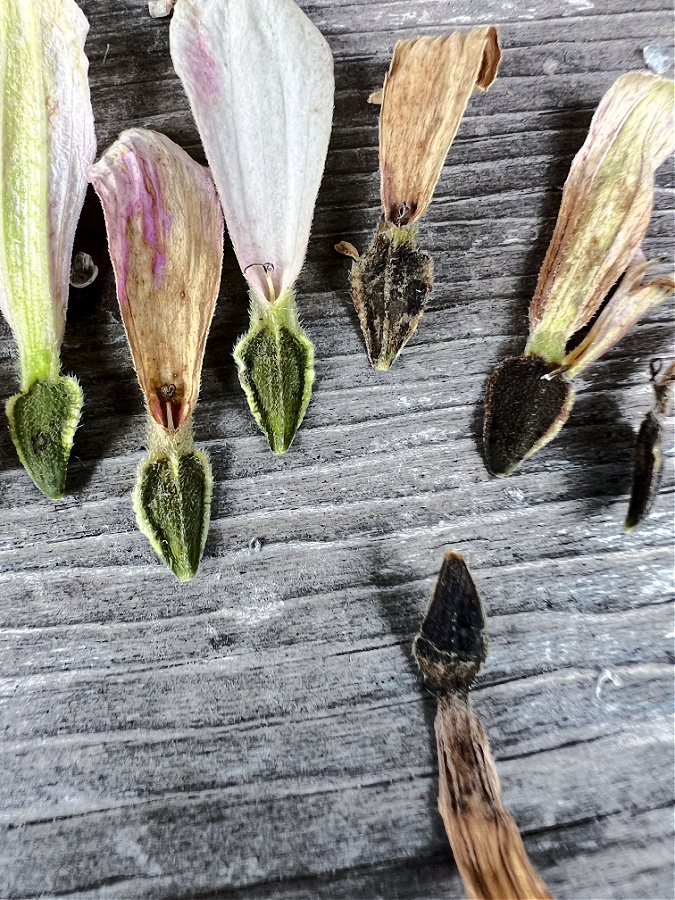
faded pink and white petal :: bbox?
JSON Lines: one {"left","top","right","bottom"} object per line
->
{"left": 42, "top": 0, "right": 97, "bottom": 345}
{"left": 89, "top": 128, "right": 224, "bottom": 430}
{"left": 564, "top": 253, "right": 674, "bottom": 377}
{"left": 528, "top": 72, "right": 674, "bottom": 361}
{"left": 170, "top": 0, "right": 334, "bottom": 302}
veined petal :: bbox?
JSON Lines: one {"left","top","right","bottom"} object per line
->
{"left": 377, "top": 28, "right": 501, "bottom": 226}
{"left": 563, "top": 253, "right": 674, "bottom": 377}
{"left": 527, "top": 72, "right": 674, "bottom": 362}
{"left": 42, "top": 0, "right": 97, "bottom": 345}
{"left": 169, "top": 0, "right": 334, "bottom": 302}
{"left": 88, "top": 128, "right": 224, "bottom": 431}
{"left": 0, "top": 0, "right": 94, "bottom": 383}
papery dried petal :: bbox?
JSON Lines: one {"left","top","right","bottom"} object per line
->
{"left": 378, "top": 28, "right": 501, "bottom": 227}
{"left": 89, "top": 128, "right": 224, "bottom": 431}
{"left": 527, "top": 72, "right": 675, "bottom": 363}
{"left": 564, "top": 255, "right": 675, "bottom": 377}
{"left": 170, "top": 0, "right": 334, "bottom": 303}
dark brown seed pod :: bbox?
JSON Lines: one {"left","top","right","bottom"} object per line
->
{"left": 413, "top": 551, "right": 487, "bottom": 694}
{"left": 414, "top": 552, "right": 553, "bottom": 900}
{"left": 483, "top": 355, "right": 575, "bottom": 477}
{"left": 625, "top": 360, "right": 674, "bottom": 532}
{"left": 348, "top": 220, "right": 433, "bottom": 371}
{"left": 625, "top": 411, "right": 663, "bottom": 532}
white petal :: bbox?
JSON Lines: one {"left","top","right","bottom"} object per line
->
{"left": 170, "top": 0, "right": 334, "bottom": 302}
{"left": 42, "top": 0, "right": 96, "bottom": 344}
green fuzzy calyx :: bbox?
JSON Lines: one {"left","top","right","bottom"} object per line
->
{"left": 234, "top": 289, "right": 314, "bottom": 454}
{"left": 6, "top": 376, "right": 82, "bottom": 499}
{"left": 133, "top": 425, "right": 213, "bottom": 582}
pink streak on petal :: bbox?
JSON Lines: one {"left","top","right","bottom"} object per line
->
{"left": 194, "top": 30, "right": 220, "bottom": 98}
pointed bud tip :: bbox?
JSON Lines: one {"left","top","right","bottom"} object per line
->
{"left": 483, "top": 355, "right": 575, "bottom": 476}
{"left": 134, "top": 449, "right": 212, "bottom": 581}
{"left": 413, "top": 551, "right": 487, "bottom": 694}
{"left": 234, "top": 303, "right": 314, "bottom": 455}
{"left": 6, "top": 377, "right": 83, "bottom": 500}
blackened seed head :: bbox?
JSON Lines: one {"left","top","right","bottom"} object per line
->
{"left": 413, "top": 551, "right": 488, "bottom": 694}
{"left": 483, "top": 355, "right": 574, "bottom": 477}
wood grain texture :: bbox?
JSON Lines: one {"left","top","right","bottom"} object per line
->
{"left": 0, "top": 1, "right": 673, "bottom": 897}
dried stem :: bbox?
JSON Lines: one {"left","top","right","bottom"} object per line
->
{"left": 414, "top": 552, "right": 552, "bottom": 900}
{"left": 436, "top": 695, "right": 552, "bottom": 900}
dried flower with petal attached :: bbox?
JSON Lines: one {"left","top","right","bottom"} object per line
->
{"left": 625, "top": 359, "right": 674, "bottom": 532}
{"left": 413, "top": 552, "right": 552, "bottom": 900}
{"left": 484, "top": 72, "right": 675, "bottom": 477}
{"left": 0, "top": 0, "right": 96, "bottom": 498}
{"left": 170, "top": 0, "right": 334, "bottom": 453}
{"left": 89, "top": 128, "right": 224, "bottom": 581}
{"left": 337, "top": 28, "right": 501, "bottom": 370}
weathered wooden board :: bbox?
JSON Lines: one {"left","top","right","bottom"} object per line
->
{"left": 0, "top": 0, "right": 673, "bottom": 897}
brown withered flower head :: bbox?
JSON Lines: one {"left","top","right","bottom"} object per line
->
{"left": 484, "top": 71, "right": 675, "bottom": 477}
{"left": 337, "top": 27, "right": 501, "bottom": 370}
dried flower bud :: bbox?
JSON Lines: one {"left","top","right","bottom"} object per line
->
{"left": 89, "top": 128, "right": 224, "bottom": 580}
{"left": 484, "top": 72, "right": 675, "bottom": 477}
{"left": 170, "top": 0, "right": 334, "bottom": 453}
{"left": 0, "top": 0, "right": 95, "bottom": 498}
{"left": 339, "top": 28, "right": 501, "bottom": 370}
{"left": 625, "top": 360, "right": 674, "bottom": 532}
{"left": 414, "top": 553, "right": 552, "bottom": 900}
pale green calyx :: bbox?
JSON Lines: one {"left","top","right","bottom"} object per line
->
{"left": 234, "top": 289, "right": 315, "bottom": 454}
{"left": 133, "top": 418, "right": 213, "bottom": 582}
{"left": 0, "top": 0, "right": 96, "bottom": 498}
{"left": 6, "top": 376, "right": 82, "bottom": 499}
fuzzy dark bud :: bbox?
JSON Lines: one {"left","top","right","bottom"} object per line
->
{"left": 413, "top": 551, "right": 487, "bottom": 695}
{"left": 483, "top": 354, "right": 575, "bottom": 477}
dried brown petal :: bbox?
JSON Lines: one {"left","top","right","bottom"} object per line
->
{"left": 89, "top": 129, "right": 224, "bottom": 432}
{"left": 436, "top": 697, "right": 553, "bottom": 900}
{"left": 378, "top": 28, "right": 501, "bottom": 226}
{"left": 564, "top": 253, "right": 674, "bottom": 377}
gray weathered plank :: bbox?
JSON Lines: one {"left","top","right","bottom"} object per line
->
{"left": 0, "top": 0, "right": 673, "bottom": 897}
